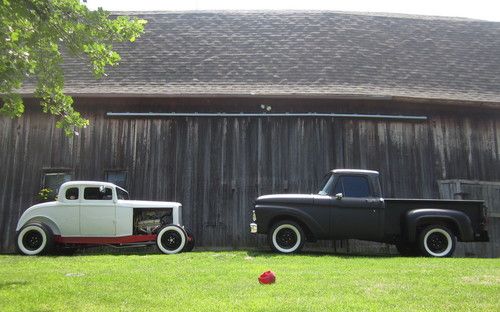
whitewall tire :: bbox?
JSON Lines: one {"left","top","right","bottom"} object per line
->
{"left": 269, "top": 221, "right": 305, "bottom": 253}
{"left": 418, "top": 225, "right": 456, "bottom": 257}
{"left": 156, "top": 225, "right": 187, "bottom": 254}
{"left": 16, "top": 223, "right": 54, "bottom": 256}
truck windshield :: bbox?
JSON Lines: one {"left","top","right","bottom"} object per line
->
{"left": 317, "top": 174, "right": 335, "bottom": 195}
{"left": 116, "top": 187, "right": 130, "bottom": 200}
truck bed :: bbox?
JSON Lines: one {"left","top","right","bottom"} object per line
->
{"left": 383, "top": 198, "right": 486, "bottom": 241}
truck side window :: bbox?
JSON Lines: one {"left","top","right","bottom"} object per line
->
{"left": 65, "top": 188, "right": 79, "bottom": 200}
{"left": 333, "top": 180, "right": 343, "bottom": 195}
{"left": 84, "top": 187, "right": 113, "bottom": 200}
{"left": 335, "top": 176, "right": 371, "bottom": 198}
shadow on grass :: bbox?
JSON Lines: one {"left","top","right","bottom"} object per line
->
{"left": 246, "top": 250, "right": 401, "bottom": 259}
{"left": 30, "top": 249, "right": 401, "bottom": 258}
{"left": 29, "top": 245, "right": 161, "bottom": 257}
{"left": 6, "top": 246, "right": 400, "bottom": 258}
{"left": 0, "top": 281, "right": 29, "bottom": 289}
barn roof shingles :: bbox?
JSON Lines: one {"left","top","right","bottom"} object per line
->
{"left": 21, "top": 11, "right": 500, "bottom": 103}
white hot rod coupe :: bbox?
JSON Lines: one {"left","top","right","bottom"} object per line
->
{"left": 16, "top": 181, "right": 194, "bottom": 255}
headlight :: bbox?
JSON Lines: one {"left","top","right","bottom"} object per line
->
{"left": 252, "top": 210, "right": 257, "bottom": 222}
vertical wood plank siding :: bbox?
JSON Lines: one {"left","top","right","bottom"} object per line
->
{"left": 438, "top": 180, "right": 500, "bottom": 257}
{"left": 1, "top": 99, "right": 499, "bottom": 256}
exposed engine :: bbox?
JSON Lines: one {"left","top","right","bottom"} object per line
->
{"left": 133, "top": 208, "right": 173, "bottom": 234}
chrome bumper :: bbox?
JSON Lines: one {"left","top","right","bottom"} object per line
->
{"left": 250, "top": 223, "right": 258, "bottom": 234}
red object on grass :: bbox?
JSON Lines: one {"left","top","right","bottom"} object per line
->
{"left": 258, "top": 271, "right": 276, "bottom": 284}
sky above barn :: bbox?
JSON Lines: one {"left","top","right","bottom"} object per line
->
{"left": 83, "top": 0, "right": 500, "bottom": 22}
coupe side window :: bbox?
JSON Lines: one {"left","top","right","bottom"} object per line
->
{"left": 84, "top": 187, "right": 113, "bottom": 200}
{"left": 116, "top": 187, "right": 130, "bottom": 200}
{"left": 334, "top": 176, "right": 371, "bottom": 198}
{"left": 65, "top": 188, "right": 79, "bottom": 200}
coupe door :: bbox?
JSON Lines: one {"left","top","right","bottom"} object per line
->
{"left": 80, "top": 186, "right": 116, "bottom": 236}
{"left": 55, "top": 186, "right": 81, "bottom": 236}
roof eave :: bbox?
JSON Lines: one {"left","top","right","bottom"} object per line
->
{"left": 16, "top": 92, "right": 500, "bottom": 107}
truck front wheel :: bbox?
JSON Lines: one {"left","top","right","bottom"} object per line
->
{"left": 418, "top": 225, "right": 456, "bottom": 257}
{"left": 269, "top": 221, "right": 305, "bottom": 253}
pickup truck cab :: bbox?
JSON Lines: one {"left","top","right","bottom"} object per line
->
{"left": 250, "top": 169, "right": 489, "bottom": 257}
{"left": 16, "top": 181, "right": 194, "bottom": 255}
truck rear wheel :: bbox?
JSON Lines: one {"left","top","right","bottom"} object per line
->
{"left": 16, "top": 223, "right": 54, "bottom": 256}
{"left": 418, "top": 225, "right": 456, "bottom": 257}
{"left": 269, "top": 221, "right": 305, "bottom": 253}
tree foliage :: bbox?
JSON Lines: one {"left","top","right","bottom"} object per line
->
{"left": 0, "top": 0, "right": 146, "bottom": 136}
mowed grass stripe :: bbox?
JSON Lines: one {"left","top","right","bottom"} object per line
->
{"left": 0, "top": 252, "right": 498, "bottom": 311}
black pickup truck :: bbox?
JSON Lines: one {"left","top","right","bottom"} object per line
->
{"left": 250, "top": 169, "right": 489, "bottom": 257}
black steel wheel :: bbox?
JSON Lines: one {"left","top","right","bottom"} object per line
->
{"left": 418, "top": 225, "right": 456, "bottom": 257}
{"left": 269, "top": 220, "right": 305, "bottom": 253}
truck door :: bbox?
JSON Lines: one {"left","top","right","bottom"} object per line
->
{"left": 80, "top": 186, "right": 116, "bottom": 236}
{"left": 328, "top": 175, "right": 383, "bottom": 240}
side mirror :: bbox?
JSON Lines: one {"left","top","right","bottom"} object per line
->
{"left": 335, "top": 193, "right": 343, "bottom": 200}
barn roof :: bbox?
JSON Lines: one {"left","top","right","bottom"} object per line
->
{"left": 21, "top": 11, "right": 500, "bottom": 103}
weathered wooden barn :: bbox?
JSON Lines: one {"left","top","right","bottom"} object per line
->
{"left": 1, "top": 12, "right": 499, "bottom": 256}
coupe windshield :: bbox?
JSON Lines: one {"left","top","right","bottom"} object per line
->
{"left": 317, "top": 174, "right": 335, "bottom": 195}
{"left": 116, "top": 187, "right": 130, "bottom": 200}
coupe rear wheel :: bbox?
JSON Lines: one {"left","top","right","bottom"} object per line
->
{"left": 269, "top": 221, "right": 305, "bottom": 253}
{"left": 156, "top": 225, "right": 186, "bottom": 254}
{"left": 16, "top": 223, "right": 54, "bottom": 256}
{"left": 418, "top": 225, "right": 456, "bottom": 257}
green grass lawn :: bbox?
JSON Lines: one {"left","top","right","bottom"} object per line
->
{"left": 0, "top": 251, "right": 499, "bottom": 311}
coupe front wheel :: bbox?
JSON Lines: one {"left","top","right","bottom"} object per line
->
{"left": 418, "top": 225, "right": 456, "bottom": 257}
{"left": 156, "top": 225, "right": 186, "bottom": 254}
{"left": 269, "top": 221, "right": 305, "bottom": 253}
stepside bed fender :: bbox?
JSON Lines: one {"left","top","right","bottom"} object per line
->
{"left": 257, "top": 205, "right": 327, "bottom": 239}
{"left": 405, "top": 209, "right": 473, "bottom": 242}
